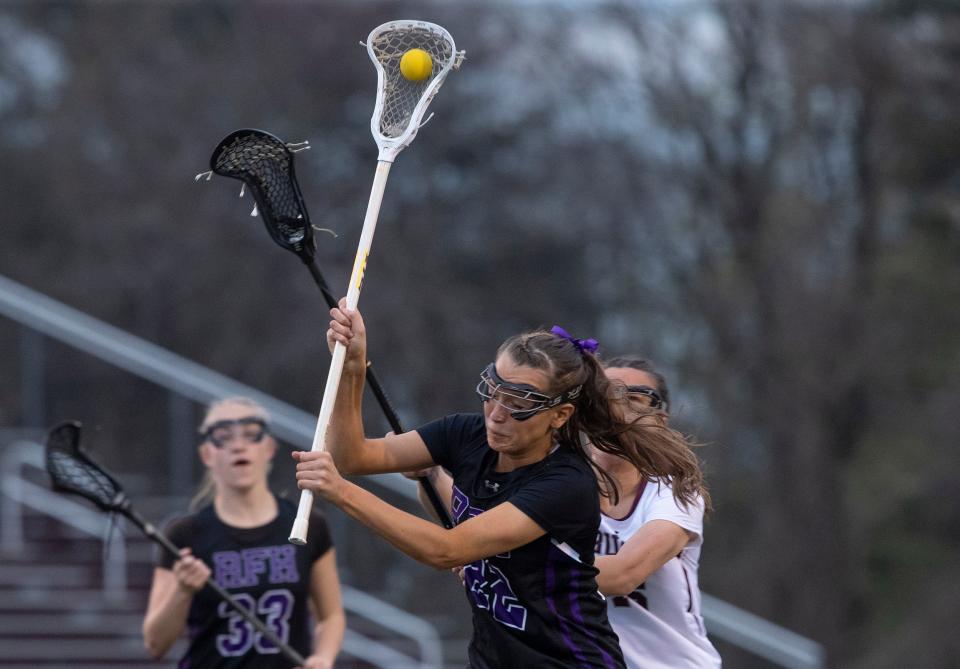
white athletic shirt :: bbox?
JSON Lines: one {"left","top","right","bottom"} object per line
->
{"left": 597, "top": 478, "right": 722, "bottom": 669}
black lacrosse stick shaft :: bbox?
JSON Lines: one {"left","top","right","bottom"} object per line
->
{"left": 123, "top": 506, "right": 307, "bottom": 667}
{"left": 208, "top": 128, "right": 452, "bottom": 530}
{"left": 304, "top": 259, "right": 454, "bottom": 529}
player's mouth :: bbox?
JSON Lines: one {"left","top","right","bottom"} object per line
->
{"left": 232, "top": 458, "right": 252, "bottom": 468}
{"left": 486, "top": 427, "right": 510, "bottom": 442}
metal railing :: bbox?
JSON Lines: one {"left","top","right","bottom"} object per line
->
{"left": 1, "top": 439, "right": 128, "bottom": 601}
{"left": 342, "top": 587, "right": 444, "bottom": 669}
{"left": 0, "top": 272, "right": 824, "bottom": 668}
{"left": 702, "top": 594, "right": 825, "bottom": 668}
{"left": 0, "top": 274, "right": 409, "bottom": 498}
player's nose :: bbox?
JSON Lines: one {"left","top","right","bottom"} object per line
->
{"left": 488, "top": 401, "right": 510, "bottom": 422}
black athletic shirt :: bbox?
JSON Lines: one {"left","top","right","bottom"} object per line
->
{"left": 418, "top": 413, "right": 626, "bottom": 669}
{"left": 158, "top": 496, "right": 332, "bottom": 668}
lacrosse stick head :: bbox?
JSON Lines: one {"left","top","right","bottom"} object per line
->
{"left": 209, "top": 129, "right": 316, "bottom": 262}
{"left": 45, "top": 421, "right": 129, "bottom": 514}
{"left": 367, "top": 20, "right": 464, "bottom": 162}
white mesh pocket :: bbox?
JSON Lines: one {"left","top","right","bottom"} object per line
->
{"left": 366, "top": 21, "right": 464, "bottom": 161}
{"left": 370, "top": 26, "right": 453, "bottom": 138}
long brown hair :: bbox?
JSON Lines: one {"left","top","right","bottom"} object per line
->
{"left": 499, "top": 333, "right": 709, "bottom": 510}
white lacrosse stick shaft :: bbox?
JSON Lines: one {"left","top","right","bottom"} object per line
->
{"left": 290, "top": 160, "right": 392, "bottom": 544}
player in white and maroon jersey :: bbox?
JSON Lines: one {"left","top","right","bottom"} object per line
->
{"left": 594, "top": 357, "right": 721, "bottom": 669}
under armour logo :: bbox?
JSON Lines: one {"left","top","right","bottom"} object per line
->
{"left": 484, "top": 480, "right": 501, "bottom": 492}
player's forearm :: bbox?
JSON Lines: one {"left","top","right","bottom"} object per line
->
{"left": 325, "top": 359, "right": 368, "bottom": 474}
{"left": 337, "top": 481, "right": 464, "bottom": 569}
{"left": 142, "top": 587, "right": 193, "bottom": 658}
{"left": 595, "top": 526, "right": 688, "bottom": 596}
{"left": 595, "top": 554, "right": 649, "bottom": 596}
{"left": 312, "top": 610, "right": 346, "bottom": 667}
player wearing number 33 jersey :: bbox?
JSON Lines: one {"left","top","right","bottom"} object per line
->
{"left": 159, "top": 498, "right": 332, "bottom": 668}
{"left": 144, "top": 397, "right": 343, "bottom": 669}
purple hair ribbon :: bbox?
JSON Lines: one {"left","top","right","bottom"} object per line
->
{"left": 550, "top": 325, "right": 599, "bottom": 355}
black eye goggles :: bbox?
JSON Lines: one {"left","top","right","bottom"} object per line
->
{"left": 200, "top": 417, "right": 269, "bottom": 448}
{"left": 611, "top": 384, "right": 667, "bottom": 412}
{"left": 475, "top": 363, "right": 582, "bottom": 422}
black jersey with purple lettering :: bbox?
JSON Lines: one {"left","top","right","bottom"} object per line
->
{"left": 418, "top": 413, "right": 625, "bottom": 669}
{"left": 158, "top": 496, "right": 332, "bottom": 668}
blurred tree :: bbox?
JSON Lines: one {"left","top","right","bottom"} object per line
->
{"left": 551, "top": 1, "right": 960, "bottom": 664}
{"left": 1, "top": 1, "right": 958, "bottom": 666}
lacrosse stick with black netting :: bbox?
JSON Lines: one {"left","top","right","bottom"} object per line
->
{"left": 290, "top": 20, "right": 464, "bottom": 544}
{"left": 44, "top": 421, "right": 306, "bottom": 667}
{"left": 206, "top": 128, "right": 453, "bottom": 530}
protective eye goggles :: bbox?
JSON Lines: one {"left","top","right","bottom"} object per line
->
{"left": 611, "top": 384, "right": 667, "bottom": 412}
{"left": 475, "top": 363, "right": 581, "bottom": 422}
{"left": 201, "top": 417, "right": 269, "bottom": 448}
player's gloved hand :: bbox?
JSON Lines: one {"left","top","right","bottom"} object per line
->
{"left": 172, "top": 548, "right": 211, "bottom": 593}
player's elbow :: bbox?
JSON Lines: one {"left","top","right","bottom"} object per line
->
{"left": 332, "top": 457, "right": 359, "bottom": 476}
{"left": 419, "top": 538, "right": 465, "bottom": 570}
{"left": 328, "top": 439, "right": 379, "bottom": 476}
{"left": 327, "top": 446, "right": 364, "bottom": 476}
{"left": 430, "top": 553, "right": 464, "bottom": 571}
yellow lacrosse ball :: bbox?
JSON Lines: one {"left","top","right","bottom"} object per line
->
{"left": 400, "top": 48, "right": 433, "bottom": 81}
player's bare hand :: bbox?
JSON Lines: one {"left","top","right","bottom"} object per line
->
{"left": 326, "top": 299, "right": 366, "bottom": 368}
{"left": 293, "top": 450, "right": 347, "bottom": 505}
{"left": 173, "top": 548, "right": 210, "bottom": 593}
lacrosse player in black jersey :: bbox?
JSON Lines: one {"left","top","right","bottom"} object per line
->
{"left": 294, "top": 303, "right": 704, "bottom": 669}
{"left": 143, "top": 398, "right": 345, "bottom": 669}
{"left": 413, "top": 358, "right": 717, "bottom": 668}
